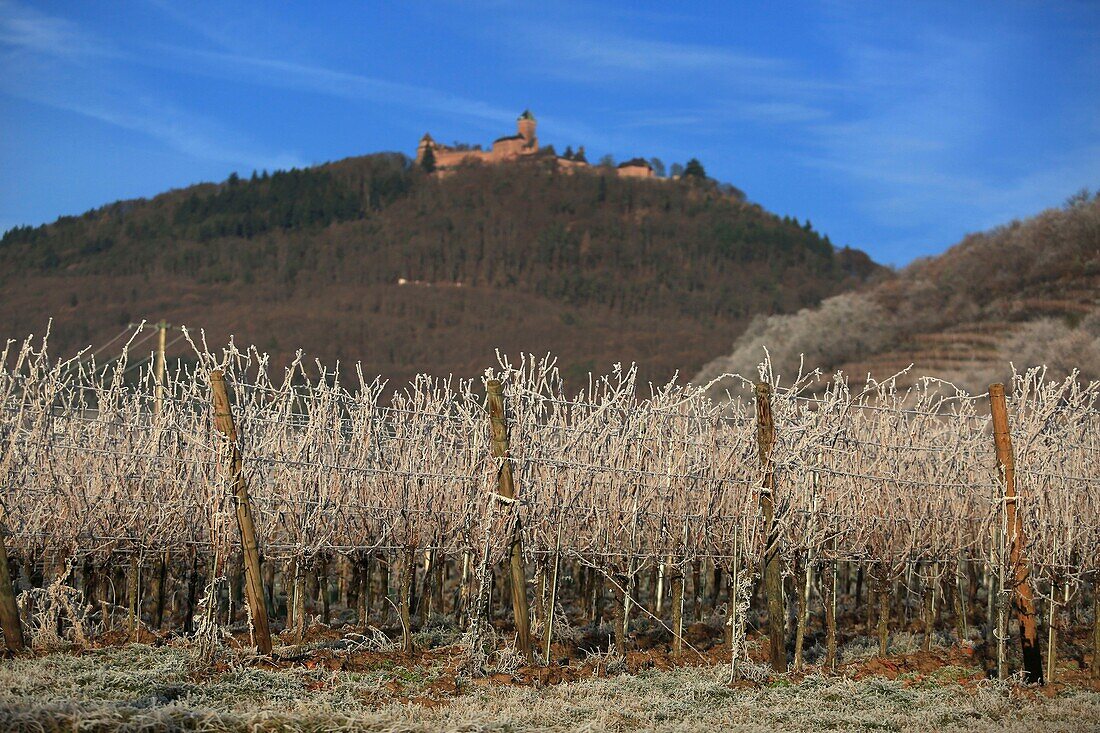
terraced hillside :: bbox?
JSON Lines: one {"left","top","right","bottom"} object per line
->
{"left": 696, "top": 194, "right": 1100, "bottom": 393}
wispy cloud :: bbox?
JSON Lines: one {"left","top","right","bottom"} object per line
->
{"left": 17, "top": 88, "right": 306, "bottom": 172}
{"left": 516, "top": 24, "right": 841, "bottom": 100}
{"left": 624, "top": 101, "right": 829, "bottom": 130}
{"left": 2, "top": 1, "right": 599, "bottom": 170}
{"left": 139, "top": 0, "right": 522, "bottom": 131}
{"left": 135, "top": 39, "right": 615, "bottom": 150}
{"left": 152, "top": 44, "right": 517, "bottom": 130}
{"left": 506, "top": 22, "right": 841, "bottom": 152}
{"left": 545, "top": 34, "right": 777, "bottom": 74}
{"left": 143, "top": 0, "right": 242, "bottom": 52}
{"left": 0, "top": 1, "right": 304, "bottom": 171}
{"left": 0, "top": 0, "right": 115, "bottom": 58}
{"left": 797, "top": 28, "right": 1001, "bottom": 227}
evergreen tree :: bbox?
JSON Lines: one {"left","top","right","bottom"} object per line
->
{"left": 420, "top": 145, "right": 436, "bottom": 173}
{"left": 683, "top": 158, "right": 707, "bottom": 179}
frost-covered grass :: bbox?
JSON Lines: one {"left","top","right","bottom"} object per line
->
{"left": 837, "top": 632, "right": 959, "bottom": 663}
{"left": 0, "top": 643, "right": 1097, "bottom": 732}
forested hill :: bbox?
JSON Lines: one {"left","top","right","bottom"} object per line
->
{"left": 0, "top": 153, "right": 881, "bottom": 387}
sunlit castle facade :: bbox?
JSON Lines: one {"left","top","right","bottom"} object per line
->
{"left": 416, "top": 110, "right": 655, "bottom": 178}
{"left": 417, "top": 110, "right": 539, "bottom": 169}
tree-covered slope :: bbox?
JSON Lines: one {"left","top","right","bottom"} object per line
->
{"left": 0, "top": 153, "right": 881, "bottom": 386}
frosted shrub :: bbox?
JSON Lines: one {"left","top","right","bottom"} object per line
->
{"left": 17, "top": 575, "right": 91, "bottom": 651}
{"left": 696, "top": 292, "right": 893, "bottom": 394}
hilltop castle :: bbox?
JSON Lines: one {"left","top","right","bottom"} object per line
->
{"left": 416, "top": 110, "right": 656, "bottom": 178}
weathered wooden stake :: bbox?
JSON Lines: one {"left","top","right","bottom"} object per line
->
{"left": 457, "top": 549, "right": 470, "bottom": 629}
{"left": 317, "top": 556, "right": 330, "bottom": 626}
{"left": 153, "top": 551, "right": 169, "bottom": 629}
{"left": 486, "top": 379, "right": 533, "bottom": 664}
{"left": 378, "top": 554, "right": 390, "bottom": 619}
{"left": 154, "top": 321, "right": 168, "bottom": 416}
{"left": 922, "top": 565, "right": 937, "bottom": 652}
{"left": 988, "top": 383, "right": 1044, "bottom": 684}
{"left": 294, "top": 559, "right": 309, "bottom": 637}
{"left": 127, "top": 556, "right": 140, "bottom": 640}
{"left": 825, "top": 559, "right": 838, "bottom": 670}
{"left": 543, "top": 513, "right": 563, "bottom": 663}
{"left": 183, "top": 552, "right": 200, "bottom": 633}
{"left": 794, "top": 555, "right": 812, "bottom": 671}
{"left": 954, "top": 556, "right": 968, "bottom": 642}
{"left": 755, "top": 383, "right": 786, "bottom": 670}
{"left": 400, "top": 547, "right": 414, "bottom": 655}
{"left": 724, "top": 577, "right": 736, "bottom": 649}
{"left": 692, "top": 559, "right": 703, "bottom": 622}
{"left": 432, "top": 551, "right": 444, "bottom": 617}
{"left": 0, "top": 527, "right": 25, "bottom": 652}
{"left": 671, "top": 568, "right": 685, "bottom": 658}
{"left": 284, "top": 558, "right": 297, "bottom": 632}
{"left": 589, "top": 570, "right": 603, "bottom": 624}
{"left": 995, "top": 552, "right": 1007, "bottom": 680}
{"left": 875, "top": 566, "right": 891, "bottom": 657}
{"left": 357, "top": 555, "right": 371, "bottom": 626}
{"left": 1092, "top": 577, "right": 1099, "bottom": 680}
{"left": 263, "top": 561, "right": 276, "bottom": 618}
{"left": 655, "top": 560, "right": 666, "bottom": 616}
{"left": 1046, "top": 577, "right": 1065, "bottom": 685}
{"left": 210, "top": 369, "right": 272, "bottom": 655}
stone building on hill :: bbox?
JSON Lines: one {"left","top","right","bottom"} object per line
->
{"left": 418, "top": 110, "right": 539, "bottom": 170}
{"left": 416, "top": 110, "right": 656, "bottom": 179}
{"left": 616, "top": 158, "right": 656, "bottom": 178}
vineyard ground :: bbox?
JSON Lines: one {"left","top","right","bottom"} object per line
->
{"left": 2, "top": 623, "right": 1098, "bottom": 732}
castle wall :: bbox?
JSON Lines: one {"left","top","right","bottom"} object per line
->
{"left": 433, "top": 149, "right": 496, "bottom": 168}
{"left": 419, "top": 112, "right": 666, "bottom": 181}
{"left": 555, "top": 158, "right": 590, "bottom": 174}
{"left": 617, "top": 164, "right": 655, "bottom": 178}
{"left": 491, "top": 137, "right": 528, "bottom": 157}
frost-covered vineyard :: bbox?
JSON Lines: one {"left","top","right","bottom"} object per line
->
{"left": 1, "top": 329, "right": 1098, "bottom": 684}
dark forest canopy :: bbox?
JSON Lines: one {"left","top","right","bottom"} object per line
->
{"left": 0, "top": 153, "right": 882, "bottom": 387}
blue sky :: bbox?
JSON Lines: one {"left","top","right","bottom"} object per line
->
{"left": 1, "top": 1, "right": 1097, "bottom": 265}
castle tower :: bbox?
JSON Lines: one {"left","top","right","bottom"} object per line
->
{"left": 517, "top": 109, "right": 537, "bottom": 148}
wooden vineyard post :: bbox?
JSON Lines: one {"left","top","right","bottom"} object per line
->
{"left": 543, "top": 512, "right": 564, "bottom": 663}
{"left": 0, "top": 526, "right": 25, "bottom": 652}
{"left": 154, "top": 321, "right": 168, "bottom": 416}
{"left": 988, "top": 383, "right": 1043, "bottom": 684}
{"left": 0, "top": 357, "right": 26, "bottom": 652}
{"left": 127, "top": 556, "right": 140, "bottom": 640}
{"left": 755, "top": 383, "right": 786, "bottom": 671}
{"left": 486, "top": 379, "right": 533, "bottom": 663}
{"left": 1093, "top": 576, "right": 1100, "bottom": 680}
{"left": 875, "top": 565, "right": 891, "bottom": 657}
{"left": 210, "top": 370, "right": 273, "bottom": 655}
{"left": 151, "top": 323, "right": 170, "bottom": 632}
{"left": 671, "top": 567, "right": 685, "bottom": 658}
{"left": 825, "top": 559, "right": 838, "bottom": 670}
{"left": 153, "top": 553, "right": 169, "bottom": 629}
{"left": 400, "top": 548, "right": 414, "bottom": 655}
